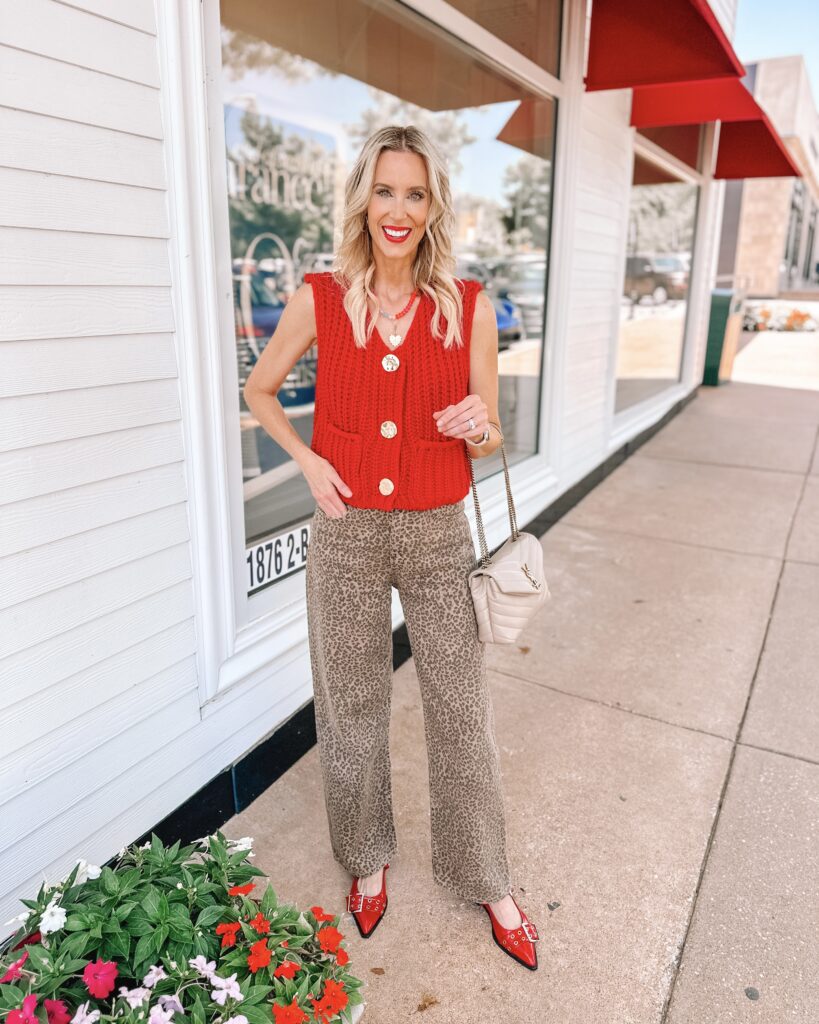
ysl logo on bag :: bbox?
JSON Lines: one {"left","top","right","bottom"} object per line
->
{"left": 521, "top": 563, "right": 541, "bottom": 590}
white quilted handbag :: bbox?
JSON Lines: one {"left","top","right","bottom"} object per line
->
{"left": 466, "top": 428, "right": 550, "bottom": 644}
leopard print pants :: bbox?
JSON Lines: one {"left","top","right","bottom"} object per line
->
{"left": 305, "top": 498, "right": 512, "bottom": 903}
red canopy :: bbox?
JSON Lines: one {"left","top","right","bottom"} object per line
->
{"left": 585, "top": 0, "right": 745, "bottom": 91}
{"left": 631, "top": 77, "right": 801, "bottom": 178}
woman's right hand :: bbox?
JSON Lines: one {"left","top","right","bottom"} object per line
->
{"left": 301, "top": 451, "right": 353, "bottom": 518}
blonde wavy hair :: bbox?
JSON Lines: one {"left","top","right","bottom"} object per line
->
{"left": 330, "top": 125, "right": 466, "bottom": 350}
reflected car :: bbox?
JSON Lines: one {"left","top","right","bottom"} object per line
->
{"left": 490, "top": 258, "right": 546, "bottom": 339}
{"left": 233, "top": 271, "right": 316, "bottom": 409}
{"left": 456, "top": 258, "right": 523, "bottom": 349}
{"left": 624, "top": 254, "right": 689, "bottom": 304}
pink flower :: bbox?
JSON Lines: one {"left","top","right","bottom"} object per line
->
{"left": 45, "top": 999, "right": 72, "bottom": 1024}
{"left": 83, "top": 959, "right": 119, "bottom": 999}
{"left": 1, "top": 950, "right": 29, "bottom": 983}
{"left": 7, "top": 994, "right": 39, "bottom": 1024}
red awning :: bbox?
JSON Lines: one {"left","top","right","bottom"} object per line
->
{"left": 585, "top": 0, "right": 745, "bottom": 91}
{"left": 631, "top": 77, "right": 802, "bottom": 178}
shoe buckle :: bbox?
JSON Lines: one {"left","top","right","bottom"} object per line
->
{"left": 346, "top": 893, "right": 365, "bottom": 914}
{"left": 521, "top": 919, "right": 539, "bottom": 942}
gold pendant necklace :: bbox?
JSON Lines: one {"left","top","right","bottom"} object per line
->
{"left": 377, "top": 288, "right": 418, "bottom": 349}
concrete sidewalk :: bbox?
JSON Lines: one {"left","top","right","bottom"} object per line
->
{"left": 226, "top": 381, "right": 819, "bottom": 1024}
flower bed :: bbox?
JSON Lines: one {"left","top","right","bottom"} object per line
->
{"left": 0, "top": 833, "right": 364, "bottom": 1024}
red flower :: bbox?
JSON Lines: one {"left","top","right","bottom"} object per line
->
{"left": 316, "top": 925, "right": 342, "bottom": 955}
{"left": 1, "top": 950, "right": 29, "bottom": 983}
{"left": 83, "top": 959, "right": 118, "bottom": 999}
{"left": 335, "top": 946, "right": 349, "bottom": 967}
{"left": 247, "top": 937, "right": 271, "bottom": 974}
{"left": 7, "top": 994, "right": 39, "bottom": 1024}
{"left": 215, "top": 922, "right": 241, "bottom": 948}
{"left": 227, "top": 883, "right": 254, "bottom": 896}
{"left": 281, "top": 940, "right": 288, "bottom": 947}
{"left": 272, "top": 960, "right": 301, "bottom": 979}
{"left": 308, "top": 979, "right": 349, "bottom": 1024}
{"left": 271, "top": 996, "right": 309, "bottom": 1024}
{"left": 11, "top": 932, "right": 41, "bottom": 952}
{"left": 45, "top": 999, "right": 72, "bottom": 1024}
{"left": 248, "top": 912, "right": 270, "bottom": 934}
{"left": 309, "top": 906, "right": 336, "bottom": 923}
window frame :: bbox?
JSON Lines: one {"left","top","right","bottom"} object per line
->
{"left": 158, "top": 0, "right": 577, "bottom": 705}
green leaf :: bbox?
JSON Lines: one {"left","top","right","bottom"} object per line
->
{"left": 152, "top": 924, "right": 169, "bottom": 953}
{"left": 259, "top": 887, "right": 278, "bottom": 918}
{"left": 108, "top": 929, "right": 131, "bottom": 961}
{"left": 295, "top": 972, "right": 310, "bottom": 1001}
{"left": 22, "top": 944, "right": 50, "bottom": 971}
{"left": 99, "top": 867, "right": 120, "bottom": 897}
{"left": 157, "top": 892, "right": 170, "bottom": 923}
{"left": 242, "top": 1007, "right": 275, "bottom": 1024}
{"left": 195, "top": 905, "right": 228, "bottom": 930}
{"left": 133, "top": 932, "right": 154, "bottom": 968}
{"left": 142, "top": 888, "right": 162, "bottom": 922}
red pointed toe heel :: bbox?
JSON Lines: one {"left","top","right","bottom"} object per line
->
{"left": 346, "top": 863, "right": 389, "bottom": 938}
{"left": 478, "top": 894, "right": 539, "bottom": 970}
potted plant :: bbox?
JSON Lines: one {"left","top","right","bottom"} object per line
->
{"left": 0, "top": 832, "right": 365, "bottom": 1024}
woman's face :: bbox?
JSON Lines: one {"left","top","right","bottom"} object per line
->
{"left": 366, "top": 149, "right": 431, "bottom": 265}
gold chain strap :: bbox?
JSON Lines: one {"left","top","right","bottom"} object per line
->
{"left": 466, "top": 420, "right": 519, "bottom": 568}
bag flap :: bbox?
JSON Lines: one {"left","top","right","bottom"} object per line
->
{"left": 470, "top": 533, "right": 548, "bottom": 596}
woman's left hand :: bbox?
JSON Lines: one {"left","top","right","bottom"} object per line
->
{"left": 432, "top": 396, "right": 488, "bottom": 441}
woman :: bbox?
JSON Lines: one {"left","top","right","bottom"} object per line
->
{"left": 243, "top": 125, "right": 539, "bottom": 970}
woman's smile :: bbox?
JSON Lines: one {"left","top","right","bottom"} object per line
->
{"left": 381, "top": 224, "right": 413, "bottom": 243}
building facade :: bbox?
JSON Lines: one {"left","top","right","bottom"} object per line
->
{"left": 717, "top": 55, "right": 819, "bottom": 296}
{"left": 2, "top": 0, "right": 771, "bottom": 931}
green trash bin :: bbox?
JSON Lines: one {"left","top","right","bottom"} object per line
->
{"left": 703, "top": 288, "right": 745, "bottom": 386}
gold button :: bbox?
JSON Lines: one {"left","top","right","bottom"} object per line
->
{"left": 382, "top": 353, "right": 400, "bottom": 372}
{"left": 380, "top": 420, "right": 397, "bottom": 438}
{"left": 378, "top": 478, "right": 394, "bottom": 495}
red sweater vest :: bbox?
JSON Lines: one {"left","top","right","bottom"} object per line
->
{"left": 304, "top": 271, "right": 483, "bottom": 511}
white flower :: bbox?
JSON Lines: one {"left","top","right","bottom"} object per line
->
{"left": 210, "top": 973, "right": 242, "bottom": 1006}
{"left": 143, "top": 965, "right": 167, "bottom": 988}
{"left": 40, "top": 898, "right": 67, "bottom": 935}
{"left": 70, "top": 1002, "right": 101, "bottom": 1024}
{"left": 158, "top": 995, "right": 184, "bottom": 1015}
{"left": 188, "top": 956, "right": 216, "bottom": 980}
{"left": 148, "top": 1007, "right": 174, "bottom": 1024}
{"left": 118, "top": 987, "right": 150, "bottom": 1009}
{"left": 4, "top": 910, "right": 32, "bottom": 927}
{"left": 176, "top": 882, "right": 183, "bottom": 889}
{"left": 74, "top": 860, "right": 101, "bottom": 885}
{"left": 224, "top": 1017, "right": 249, "bottom": 1024}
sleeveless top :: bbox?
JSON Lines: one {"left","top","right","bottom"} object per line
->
{"left": 303, "top": 271, "right": 483, "bottom": 511}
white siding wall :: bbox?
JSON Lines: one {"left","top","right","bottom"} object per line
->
{"left": 0, "top": 0, "right": 202, "bottom": 927}
{"left": 560, "top": 86, "right": 634, "bottom": 474}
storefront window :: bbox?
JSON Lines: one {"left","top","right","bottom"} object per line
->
{"left": 219, "top": 0, "right": 558, "bottom": 594}
{"left": 614, "top": 153, "right": 699, "bottom": 413}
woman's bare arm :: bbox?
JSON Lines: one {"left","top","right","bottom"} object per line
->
{"left": 243, "top": 283, "right": 353, "bottom": 516}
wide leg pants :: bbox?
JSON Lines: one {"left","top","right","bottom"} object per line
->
{"left": 304, "top": 497, "right": 512, "bottom": 904}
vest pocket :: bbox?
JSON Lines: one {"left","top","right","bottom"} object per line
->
{"left": 408, "top": 435, "right": 468, "bottom": 499}
{"left": 324, "top": 421, "right": 363, "bottom": 492}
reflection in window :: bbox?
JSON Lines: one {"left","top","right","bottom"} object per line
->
{"left": 445, "top": 0, "right": 562, "bottom": 77}
{"left": 220, "top": 0, "right": 558, "bottom": 572}
{"left": 615, "top": 153, "right": 698, "bottom": 413}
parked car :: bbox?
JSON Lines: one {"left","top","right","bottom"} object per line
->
{"left": 624, "top": 254, "right": 689, "bottom": 304}
{"left": 456, "top": 257, "right": 523, "bottom": 349}
{"left": 490, "top": 257, "right": 546, "bottom": 339}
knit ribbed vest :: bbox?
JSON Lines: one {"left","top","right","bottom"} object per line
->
{"left": 304, "top": 271, "right": 483, "bottom": 511}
